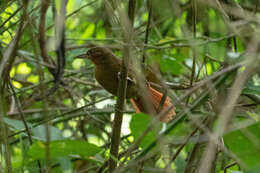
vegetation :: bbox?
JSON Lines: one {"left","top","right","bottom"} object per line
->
{"left": 0, "top": 0, "right": 260, "bottom": 172}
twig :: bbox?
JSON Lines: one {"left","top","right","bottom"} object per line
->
{"left": 186, "top": 0, "right": 197, "bottom": 105}
{"left": 0, "top": 4, "right": 41, "bottom": 36}
{"left": 164, "top": 117, "right": 208, "bottom": 171}
{"left": 197, "top": 43, "right": 258, "bottom": 173}
{"left": 243, "top": 94, "right": 260, "bottom": 105}
{"left": 115, "top": 64, "right": 238, "bottom": 173}
{"left": 0, "top": 90, "right": 12, "bottom": 173}
{"left": 0, "top": 6, "right": 23, "bottom": 30}
{"left": 39, "top": 0, "right": 56, "bottom": 76}
{"left": 0, "top": 0, "right": 28, "bottom": 82}
{"left": 142, "top": 0, "right": 152, "bottom": 63}
{"left": 8, "top": 96, "right": 113, "bottom": 138}
{"left": 21, "top": 0, "right": 96, "bottom": 49}
{"left": 47, "top": 0, "right": 67, "bottom": 95}
{"left": 118, "top": 64, "right": 239, "bottom": 173}
{"left": 109, "top": 0, "right": 136, "bottom": 172}
{"left": 54, "top": 0, "right": 67, "bottom": 84}
{"left": 224, "top": 162, "right": 237, "bottom": 173}
{"left": 254, "top": 0, "right": 259, "bottom": 14}
{"left": 0, "top": 0, "right": 30, "bottom": 171}
{"left": 189, "top": 0, "right": 197, "bottom": 88}
{"left": 8, "top": 83, "right": 43, "bottom": 173}
{"left": 157, "top": 89, "right": 168, "bottom": 113}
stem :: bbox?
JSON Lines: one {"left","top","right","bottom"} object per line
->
{"left": 109, "top": 0, "right": 136, "bottom": 172}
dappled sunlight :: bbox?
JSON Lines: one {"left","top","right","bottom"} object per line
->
{"left": 1, "top": 0, "right": 260, "bottom": 172}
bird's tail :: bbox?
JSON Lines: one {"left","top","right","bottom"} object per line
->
{"left": 130, "top": 86, "right": 175, "bottom": 122}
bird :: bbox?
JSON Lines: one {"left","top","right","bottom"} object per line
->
{"left": 76, "top": 46, "right": 175, "bottom": 122}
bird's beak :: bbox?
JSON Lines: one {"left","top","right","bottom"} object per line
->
{"left": 75, "top": 53, "right": 87, "bottom": 59}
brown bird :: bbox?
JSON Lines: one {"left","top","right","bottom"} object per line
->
{"left": 77, "top": 46, "right": 175, "bottom": 122}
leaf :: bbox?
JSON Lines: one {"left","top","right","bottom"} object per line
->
{"left": 72, "top": 59, "right": 86, "bottom": 70}
{"left": 27, "top": 140, "right": 101, "bottom": 161}
{"left": 57, "top": 157, "right": 72, "bottom": 172}
{"left": 224, "top": 122, "right": 260, "bottom": 173}
{"left": 32, "top": 125, "right": 64, "bottom": 141}
{"left": 160, "top": 56, "right": 183, "bottom": 75}
{"left": 130, "top": 113, "right": 156, "bottom": 148}
{"left": 4, "top": 117, "right": 63, "bottom": 141}
{"left": 81, "top": 23, "right": 95, "bottom": 38}
{"left": 167, "top": 122, "right": 191, "bottom": 137}
{"left": 242, "top": 85, "right": 260, "bottom": 95}
{"left": 17, "top": 62, "right": 31, "bottom": 75}
{"left": 4, "top": 117, "right": 27, "bottom": 130}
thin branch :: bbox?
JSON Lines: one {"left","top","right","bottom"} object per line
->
{"left": 189, "top": 0, "right": 197, "bottom": 87}
{"left": 0, "top": 0, "right": 28, "bottom": 82}
{"left": 0, "top": 6, "right": 23, "bottom": 30}
{"left": 20, "top": 0, "right": 96, "bottom": 49}
{"left": 109, "top": 0, "right": 136, "bottom": 172}
{"left": 0, "top": 0, "right": 30, "bottom": 171}
{"left": 8, "top": 83, "right": 43, "bottom": 173}
{"left": 164, "top": 117, "right": 208, "bottom": 171}
{"left": 126, "top": 64, "right": 240, "bottom": 171}
{"left": 142, "top": 0, "right": 152, "bottom": 63}
{"left": 198, "top": 43, "right": 259, "bottom": 173}
{"left": 224, "top": 162, "right": 237, "bottom": 173}
{"left": 254, "top": 0, "right": 259, "bottom": 14}
{"left": 157, "top": 89, "right": 168, "bottom": 113}
{"left": 115, "top": 63, "right": 239, "bottom": 173}
{"left": 39, "top": 0, "right": 56, "bottom": 76}
{"left": 0, "top": 91, "right": 12, "bottom": 173}
{"left": 8, "top": 96, "right": 113, "bottom": 138}
{"left": 47, "top": 0, "right": 67, "bottom": 95}
{"left": 243, "top": 94, "right": 260, "bottom": 105}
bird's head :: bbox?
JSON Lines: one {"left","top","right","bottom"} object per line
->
{"left": 76, "top": 46, "right": 112, "bottom": 65}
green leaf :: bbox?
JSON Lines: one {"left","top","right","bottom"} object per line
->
{"left": 57, "top": 157, "right": 72, "bottom": 172}
{"left": 224, "top": 122, "right": 260, "bottom": 173}
{"left": 167, "top": 122, "right": 191, "bottom": 137}
{"left": 32, "top": 125, "right": 64, "bottom": 141}
{"left": 4, "top": 117, "right": 63, "bottom": 141}
{"left": 160, "top": 56, "right": 182, "bottom": 75}
{"left": 81, "top": 23, "right": 95, "bottom": 39}
{"left": 242, "top": 85, "right": 260, "bottom": 95}
{"left": 28, "top": 140, "right": 101, "bottom": 161}
{"left": 130, "top": 113, "right": 156, "bottom": 148}
{"left": 4, "top": 117, "right": 27, "bottom": 130}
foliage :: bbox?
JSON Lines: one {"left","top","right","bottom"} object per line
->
{"left": 0, "top": 0, "right": 260, "bottom": 172}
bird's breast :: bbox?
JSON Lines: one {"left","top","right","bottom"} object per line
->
{"left": 95, "top": 66, "right": 119, "bottom": 96}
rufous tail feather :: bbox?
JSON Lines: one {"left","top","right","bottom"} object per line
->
{"left": 130, "top": 86, "right": 175, "bottom": 122}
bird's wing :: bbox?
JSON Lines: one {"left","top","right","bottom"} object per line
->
{"left": 117, "top": 71, "right": 136, "bottom": 85}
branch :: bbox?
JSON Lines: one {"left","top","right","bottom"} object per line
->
{"left": 142, "top": 0, "right": 152, "bottom": 63}
{"left": 0, "top": 0, "right": 28, "bottom": 82}
{"left": 39, "top": 0, "right": 56, "bottom": 76}
{"left": 0, "top": 1, "right": 30, "bottom": 172}
{"left": 47, "top": 0, "right": 67, "bottom": 95}
{"left": 116, "top": 64, "right": 240, "bottom": 173}
{"left": 109, "top": 0, "right": 136, "bottom": 172}
{"left": 165, "top": 117, "right": 208, "bottom": 171}
{"left": 8, "top": 96, "right": 113, "bottom": 138}
{"left": 189, "top": 0, "right": 197, "bottom": 87}
{"left": 0, "top": 6, "right": 23, "bottom": 30}
{"left": 8, "top": 83, "right": 43, "bottom": 173}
